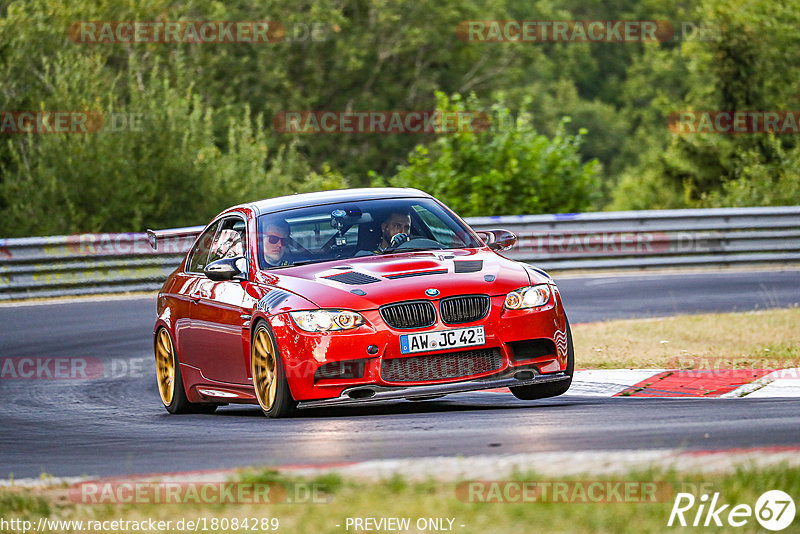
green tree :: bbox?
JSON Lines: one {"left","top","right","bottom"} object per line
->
{"left": 0, "top": 0, "right": 348, "bottom": 236}
{"left": 373, "top": 92, "right": 601, "bottom": 216}
{"left": 610, "top": 0, "right": 800, "bottom": 209}
{"left": 0, "top": 55, "right": 347, "bottom": 236}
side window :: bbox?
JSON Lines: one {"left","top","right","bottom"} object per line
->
{"left": 187, "top": 221, "right": 220, "bottom": 273}
{"left": 208, "top": 218, "right": 247, "bottom": 264}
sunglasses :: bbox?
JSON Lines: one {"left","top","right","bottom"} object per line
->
{"left": 265, "top": 234, "right": 287, "bottom": 245}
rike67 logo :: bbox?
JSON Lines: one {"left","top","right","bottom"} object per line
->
{"left": 668, "top": 490, "right": 795, "bottom": 531}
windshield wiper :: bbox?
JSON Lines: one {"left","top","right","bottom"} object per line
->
{"left": 268, "top": 258, "right": 331, "bottom": 269}
{"left": 379, "top": 247, "right": 440, "bottom": 255}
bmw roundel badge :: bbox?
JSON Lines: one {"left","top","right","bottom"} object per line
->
{"left": 425, "top": 288, "right": 440, "bottom": 297}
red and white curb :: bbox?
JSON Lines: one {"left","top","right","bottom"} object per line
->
{"left": 722, "top": 369, "right": 800, "bottom": 397}
{"left": 570, "top": 369, "right": 667, "bottom": 396}
{"left": 575, "top": 368, "right": 800, "bottom": 397}
{"left": 482, "top": 369, "right": 800, "bottom": 398}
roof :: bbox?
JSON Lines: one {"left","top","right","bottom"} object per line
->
{"left": 245, "top": 187, "right": 432, "bottom": 216}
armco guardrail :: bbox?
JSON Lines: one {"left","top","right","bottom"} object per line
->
{"left": 0, "top": 229, "right": 203, "bottom": 301}
{"left": 467, "top": 206, "right": 800, "bottom": 270}
{"left": 1, "top": 207, "right": 798, "bottom": 301}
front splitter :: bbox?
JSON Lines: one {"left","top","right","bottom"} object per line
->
{"left": 296, "top": 371, "right": 570, "bottom": 409}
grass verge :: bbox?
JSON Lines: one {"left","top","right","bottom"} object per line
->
{"left": 1, "top": 465, "right": 798, "bottom": 533}
{"left": 572, "top": 307, "right": 800, "bottom": 369}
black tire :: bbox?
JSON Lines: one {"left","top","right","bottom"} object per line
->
{"left": 251, "top": 321, "right": 297, "bottom": 418}
{"left": 509, "top": 317, "right": 574, "bottom": 400}
{"left": 154, "top": 326, "right": 217, "bottom": 414}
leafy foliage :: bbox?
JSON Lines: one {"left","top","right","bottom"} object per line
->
{"left": 374, "top": 93, "right": 600, "bottom": 216}
{"left": 611, "top": 0, "right": 800, "bottom": 209}
{"left": 0, "top": 0, "right": 796, "bottom": 235}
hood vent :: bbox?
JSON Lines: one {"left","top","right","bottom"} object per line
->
{"left": 384, "top": 269, "right": 448, "bottom": 280}
{"left": 453, "top": 260, "right": 483, "bottom": 273}
{"left": 323, "top": 271, "right": 381, "bottom": 285}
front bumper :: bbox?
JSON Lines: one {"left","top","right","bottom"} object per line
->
{"left": 296, "top": 369, "right": 570, "bottom": 409}
{"left": 269, "top": 288, "right": 569, "bottom": 402}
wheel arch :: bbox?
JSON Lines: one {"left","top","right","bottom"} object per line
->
{"left": 249, "top": 316, "right": 300, "bottom": 402}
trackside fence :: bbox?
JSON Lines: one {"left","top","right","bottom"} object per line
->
{"left": 1, "top": 207, "right": 798, "bottom": 301}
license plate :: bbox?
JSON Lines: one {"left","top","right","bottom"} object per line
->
{"left": 400, "top": 326, "right": 485, "bottom": 354}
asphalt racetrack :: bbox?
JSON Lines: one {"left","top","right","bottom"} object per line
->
{"left": 2, "top": 268, "right": 799, "bottom": 478}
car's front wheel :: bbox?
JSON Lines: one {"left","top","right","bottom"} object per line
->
{"left": 509, "top": 317, "right": 574, "bottom": 400}
{"left": 154, "top": 327, "right": 217, "bottom": 414}
{"left": 251, "top": 321, "right": 297, "bottom": 418}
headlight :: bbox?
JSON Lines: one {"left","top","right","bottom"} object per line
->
{"left": 504, "top": 285, "right": 551, "bottom": 309}
{"left": 289, "top": 310, "right": 365, "bottom": 332}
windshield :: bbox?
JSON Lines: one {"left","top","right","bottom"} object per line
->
{"left": 256, "top": 197, "right": 483, "bottom": 270}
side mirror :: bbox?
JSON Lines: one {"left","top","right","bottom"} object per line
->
{"left": 477, "top": 229, "right": 517, "bottom": 251}
{"left": 204, "top": 257, "right": 248, "bottom": 281}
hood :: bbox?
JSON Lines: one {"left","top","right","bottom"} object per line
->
{"left": 252, "top": 249, "right": 546, "bottom": 311}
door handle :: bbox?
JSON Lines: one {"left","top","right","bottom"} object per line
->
{"left": 190, "top": 291, "right": 202, "bottom": 303}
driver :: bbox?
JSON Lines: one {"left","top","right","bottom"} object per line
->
{"left": 378, "top": 210, "right": 412, "bottom": 250}
{"left": 262, "top": 219, "right": 292, "bottom": 267}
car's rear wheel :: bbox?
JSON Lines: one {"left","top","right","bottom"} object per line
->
{"left": 154, "top": 327, "right": 217, "bottom": 414}
{"left": 251, "top": 321, "right": 296, "bottom": 418}
{"left": 509, "top": 318, "right": 574, "bottom": 400}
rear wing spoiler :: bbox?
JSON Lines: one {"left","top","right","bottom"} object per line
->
{"left": 146, "top": 225, "right": 204, "bottom": 251}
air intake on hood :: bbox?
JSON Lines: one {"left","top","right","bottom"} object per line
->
{"left": 323, "top": 271, "right": 381, "bottom": 285}
{"left": 453, "top": 260, "right": 483, "bottom": 273}
{"left": 384, "top": 269, "right": 448, "bottom": 280}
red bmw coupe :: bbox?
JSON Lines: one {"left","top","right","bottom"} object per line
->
{"left": 149, "top": 188, "right": 573, "bottom": 417}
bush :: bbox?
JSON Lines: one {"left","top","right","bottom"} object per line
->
{"left": 0, "top": 57, "right": 347, "bottom": 236}
{"left": 373, "top": 92, "right": 601, "bottom": 217}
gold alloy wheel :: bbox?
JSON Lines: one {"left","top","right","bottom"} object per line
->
{"left": 252, "top": 326, "right": 278, "bottom": 411}
{"left": 155, "top": 328, "right": 175, "bottom": 405}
